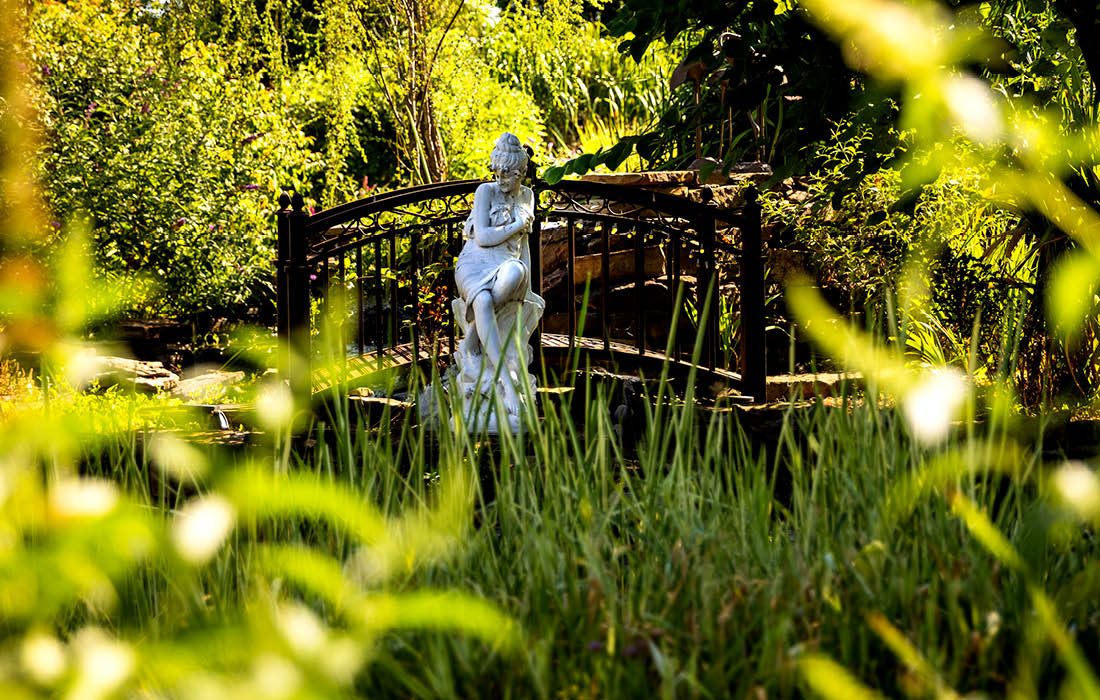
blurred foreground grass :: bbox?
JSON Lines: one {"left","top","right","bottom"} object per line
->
{"left": 3, "top": 0, "right": 1100, "bottom": 697}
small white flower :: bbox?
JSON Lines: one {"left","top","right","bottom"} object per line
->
{"left": 944, "top": 74, "right": 1003, "bottom": 143}
{"left": 255, "top": 381, "right": 296, "bottom": 430}
{"left": 276, "top": 603, "right": 327, "bottom": 658}
{"left": 1053, "top": 461, "right": 1100, "bottom": 520}
{"left": 21, "top": 630, "right": 68, "bottom": 685}
{"left": 148, "top": 433, "right": 208, "bottom": 482}
{"left": 63, "top": 344, "right": 101, "bottom": 388}
{"left": 49, "top": 478, "right": 119, "bottom": 521}
{"left": 71, "top": 627, "right": 135, "bottom": 699}
{"left": 903, "top": 368, "right": 969, "bottom": 445}
{"left": 319, "top": 637, "right": 366, "bottom": 684}
{"left": 250, "top": 653, "right": 302, "bottom": 699}
{"left": 172, "top": 495, "right": 236, "bottom": 565}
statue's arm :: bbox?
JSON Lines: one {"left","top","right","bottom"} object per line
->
{"left": 471, "top": 184, "right": 532, "bottom": 247}
{"left": 518, "top": 188, "right": 535, "bottom": 271}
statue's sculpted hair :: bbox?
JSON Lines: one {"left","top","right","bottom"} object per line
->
{"left": 489, "top": 132, "right": 529, "bottom": 174}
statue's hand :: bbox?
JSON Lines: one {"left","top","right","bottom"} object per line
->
{"left": 514, "top": 206, "right": 535, "bottom": 233}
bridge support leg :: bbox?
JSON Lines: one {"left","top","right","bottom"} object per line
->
{"left": 740, "top": 188, "right": 767, "bottom": 404}
{"left": 277, "top": 193, "right": 312, "bottom": 413}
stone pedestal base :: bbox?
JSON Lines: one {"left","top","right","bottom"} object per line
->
{"left": 450, "top": 368, "right": 537, "bottom": 435}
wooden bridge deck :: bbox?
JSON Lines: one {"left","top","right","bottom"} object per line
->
{"left": 311, "top": 332, "right": 745, "bottom": 396}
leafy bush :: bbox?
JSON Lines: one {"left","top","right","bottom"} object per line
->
{"left": 770, "top": 121, "right": 1028, "bottom": 373}
{"left": 480, "top": 0, "right": 675, "bottom": 157}
{"left": 28, "top": 0, "right": 320, "bottom": 320}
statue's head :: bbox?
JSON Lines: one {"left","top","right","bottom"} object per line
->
{"left": 489, "top": 132, "right": 529, "bottom": 177}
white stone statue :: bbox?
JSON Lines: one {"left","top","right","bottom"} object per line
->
{"left": 450, "top": 133, "right": 544, "bottom": 433}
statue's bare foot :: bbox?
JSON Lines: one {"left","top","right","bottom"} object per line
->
{"left": 502, "top": 383, "right": 521, "bottom": 415}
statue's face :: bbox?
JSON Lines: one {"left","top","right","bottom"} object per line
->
{"left": 494, "top": 166, "right": 523, "bottom": 193}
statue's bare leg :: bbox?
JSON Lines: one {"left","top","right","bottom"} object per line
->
{"left": 471, "top": 288, "right": 519, "bottom": 414}
{"left": 492, "top": 260, "right": 528, "bottom": 304}
{"left": 492, "top": 260, "right": 529, "bottom": 360}
{"left": 471, "top": 262, "right": 529, "bottom": 414}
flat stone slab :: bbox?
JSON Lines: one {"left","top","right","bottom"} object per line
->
{"left": 764, "top": 373, "right": 863, "bottom": 402}
{"left": 90, "top": 356, "right": 180, "bottom": 393}
{"left": 579, "top": 164, "right": 772, "bottom": 189}
{"left": 580, "top": 171, "right": 698, "bottom": 187}
{"left": 174, "top": 369, "right": 247, "bottom": 402}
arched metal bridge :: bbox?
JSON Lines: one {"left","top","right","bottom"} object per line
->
{"left": 275, "top": 178, "right": 767, "bottom": 403}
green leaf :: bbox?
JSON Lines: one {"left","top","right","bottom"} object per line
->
{"left": 950, "top": 492, "right": 1028, "bottom": 573}
{"left": 543, "top": 165, "right": 566, "bottom": 185}
{"left": 354, "top": 591, "right": 522, "bottom": 652}
{"left": 798, "top": 653, "right": 884, "bottom": 700}
{"left": 221, "top": 467, "right": 386, "bottom": 545}
{"left": 600, "top": 140, "right": 635, "bottom": 172}
{"left": 1047, "top": 249, "right": 1100, "bottom": 342}
{"left": 565, "top": 153, "right": 596, "bottom": 176}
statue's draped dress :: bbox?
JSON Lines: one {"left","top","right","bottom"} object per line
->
{"left": 453, "top": 195, "right": 544, "bottom": 385}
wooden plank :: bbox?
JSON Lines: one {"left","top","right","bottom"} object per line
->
{"left": 314, "top": 333, "right": 744, "bottom": 394}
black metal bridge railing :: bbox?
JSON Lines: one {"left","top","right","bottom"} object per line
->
{"left": 275, "top": 178, "right": 766, "bottom": 402}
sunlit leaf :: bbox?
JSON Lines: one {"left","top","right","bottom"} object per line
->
{"left": 255, "top": 545, "right": 357, "bottom": 614}
{"left": 1046, "top": 249, "right": 1100, "bottom": 342}
{"left": 1030, "top": 586, "right": 1100, "bottom": 699}
{"left": 220, "top": 467, "right": 386, "bottom": 545}
{"left": 949, "top": 492, "right": 1028, "bottom": 573}
{"left": 865, "top": 612, "right": 959, "bottom": 699}
{"left": 786, "top": 277, "right": 914, "bottom": 394}
{"left": 799, "top": 653, "right": 884, "bottom": 700}
{"left": 355, "top": 591, "right": 521, "bottom": 652}
{"left": 884, "top": 441, "right": 1027, "bottom": 524}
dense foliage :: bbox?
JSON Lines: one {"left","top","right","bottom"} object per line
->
{"left": 28, "top": 0, "right": 319, "bottom": 319}
{"left": 26, "top": 0, "right": 668, "bottom": 319}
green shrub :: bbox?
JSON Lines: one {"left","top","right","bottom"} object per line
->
{"left": 28, "top": 0, "right": 320, "bottom": 320}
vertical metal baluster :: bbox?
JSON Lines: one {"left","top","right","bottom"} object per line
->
{"left": 672, "top": 228, "right": 682, "bottom": 363}
{"left": 740, "top": 189, "right": 766, "bottom": 403}
{"left": 320, "top": 258, "right": 330, "bottom": 328}
{"left": 530, "top": 204, "right": 543, "bottom": 377}
{"left": 699, "top": 214, "right": 717, "bottom": 371}
{"left": 601, "top": 223, "right": 610, "bottom": 352}
{"left": 389, "top": 234, "right": 398, "bottom": 352}
{"left": 374, "top": 239, "right": 384, "bottom": 358}
{"left": 410, "top": 227, "right": 420, "bottom": 362}
{"left": 447, "top": 221, "right": 456, "bottom": 357}
{"left": 338, "top": 253, "right": 347, "bottom": 370}
{"left": 635, "top": 224, "right": 646, "bottom": 356}
{"left": 356, "top": 245, "right": 364, "bottom": 356}
{"left": 567, "top": 216, "right": 576, "bottom": 353}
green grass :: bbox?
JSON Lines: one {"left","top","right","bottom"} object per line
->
{"left": 3, "top": 357, "right": 1095, "bottom": 698}
{"left": 344, "top": 382, "right": 1084, "bottom": 699}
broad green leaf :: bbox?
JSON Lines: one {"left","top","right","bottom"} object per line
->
{"left": 354, "top": 591, "right": 521, "bottom": 652}
{"left": 866, "top": 612, "right": 959, "bottom": 699}
{"left": 799, "top": 653, "right": 884, "bottom": 700}
{"left": 949, "top": 492, "right": 1028, "bottom": 573}
{"left": 1047, "top": 249, "right": 1100, "bottom": 342}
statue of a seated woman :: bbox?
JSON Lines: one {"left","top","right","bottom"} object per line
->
{"left": 451, "top": 132, "right": 544, "bottom": 432}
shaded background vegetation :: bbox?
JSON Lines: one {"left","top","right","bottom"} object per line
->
{"left": 22, "top": 0, "right": 1100, "bottom": 406}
